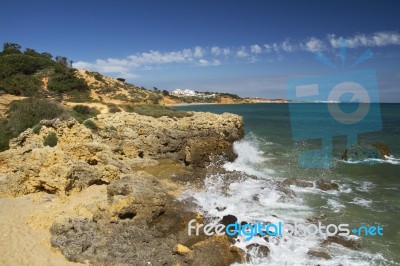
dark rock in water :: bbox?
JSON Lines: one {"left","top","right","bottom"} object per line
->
{"left": 316, "top": 180, "right": 339, "bottom": 191}
{"left": 306, "top": 214, "right": 326, "bottom": 223}
{"left": 219, "top": 214, "right": 238, "bottom": 226}
{"left": 216, "top": 206, "right": 227, "bottom": 212}
{"left": 342, "top": 143, "right": 390, "bottom": 161}
{"left": 307, "top": 249, "right": 332, "bottom": 259}
{"left": 283, "top": 178, "right": 314, "bottom": 188}
{"left": 246, "top": 243, "right": 270, "bottom": 258}
{"left": 371, "top": 143, "right": 390, "bottom": 158}
{"left": 321, "top": 235, "right": 361, "bottom": 250}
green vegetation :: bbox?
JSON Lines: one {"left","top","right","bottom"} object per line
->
{"left": 70, "top": 105, "right": 100, "bottom": 123}
{"left": 7, "top": 98, "right": 65, "bottom": 136}
{"left": 83, "top": 119, "right": 98, "bottom": 131}
{"left": 0, "top": 42, "right": 88, "bottom": 97}
{"left": 122, "top": 104, "right": 192, "bottom": 118}
{"left": 47, "top": 65, "right": 88, "bottom": 93}
{"left": 32, "top": 124, "right": 42, "bottom": 134}
{"left": 0, "top": 98, "right": 65, "bottom": 151}
{"left": 43, "top": 132, "right": 58, "bottom": 147}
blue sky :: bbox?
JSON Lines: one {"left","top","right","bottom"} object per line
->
{"left": 1, "top": 0, "right": 400, "bottom": 102}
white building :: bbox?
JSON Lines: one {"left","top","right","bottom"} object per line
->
{"left": 171, "top": 89, "right": 196, "bottom": 97}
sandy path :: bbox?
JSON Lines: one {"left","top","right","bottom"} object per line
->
{"left": 0, "top": 185, "right": 108, "bottom": 266}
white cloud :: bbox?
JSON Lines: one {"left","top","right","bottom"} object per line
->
{"left": 222, "top": 48, "right": 231, "bottom": 55}
{"left": 198, "top": 59, "right": 208, "bottom": 66}
{"left": 211, "top": 46, "right": 221, "bottom": 55}
{"left": 73, "top": 31, "right": 400, "bottom": 80}
{"left": 250, "top": 44, "right": 262, "bottom": 54}
{"left": 281, "top": 40, "right": 295, "bottom": 52}
{"left": 264, "top": 44, "right": 272, "bottom": 53}
{"left": 236, "top": 47, "right": 249, "bottom": 58}
{"left": 211, "top": 46, "right": 230, "bottom": 56}
{"left": 194, "top": 46, "right": 205, "bottom": 58}
{"left": 302, "top": 37, "right": 324, "bottom": 53}
{"left": 328, "top": 31, "right": 400, "bottom": 48}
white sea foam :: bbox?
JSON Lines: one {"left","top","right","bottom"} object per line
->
{"left": 179, "top": 135, "right": 390, "bottom": 265}
{"left": 326, "top": 199, "right": 346, "bottom": 213}
{"left": 223, "top": 136, "right": 274, "bottom": 177}
{"left": 356, "top": 181, "right": 375, "bottom": 193}
{"left": 343, "top": 154, "right": 400, "bottom": 165}
{"left": 350, "top": 197, "right": 372, "bottom": 208}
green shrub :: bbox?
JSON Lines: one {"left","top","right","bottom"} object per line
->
{"left": 0, "top": 118, "right": 11, "bottom": 151}
{"left": 122, "top": 105, "right": 192, "bottom": 118}
{"left": 32, "top": 124, "right": 42, "bottom": 134}
{"left": 47, "top": 67, "right": 88, "bottom": 93}
{"left": 43, "top": 132, "right": 58, "bottom": 147}
{"left": 107, "top": 105, "right": 121, "bottom": 113}
{"left": 7, "top": 98, "right": 65, "bottom": 137}
{"left": 70, "top": 105, "right": 100, "bottom": 123}
{"left": 0, "top": 74, "right": 41, "bottom": 96}
{"left": 83, "top": 119, "right": 98, "bottom": 131}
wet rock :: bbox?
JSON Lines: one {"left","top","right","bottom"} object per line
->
{"left": 306, "top": 214, "right": 326, "bottom": 223}
{"left": 307, "top": 249, "right": 332, "bottom": 259}
{"left": 316, "top": 180, "right": 339, "bottom": 191}
{"left": 219, "top": 214, "right": 238, "bottom": 227}
{"left": 371, "top": 143, "right": 390, "bottom": 158}
{"left": 321, "top": 235, "right": 361, "bottom": 250}
{"left": 246, "top": 243, "right": 270, "bottom": 257}
{"left": 230, "top": 246, "right": 246, "bottom": 263}
{"left": 283, "top": 178, "right": 314, "bottom": 188}
{"left": 342, "top": 143, "right": 390, "bottom": 161}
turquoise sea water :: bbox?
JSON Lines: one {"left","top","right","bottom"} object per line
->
{"left": 177, "top": 103, "right": 400, "bottom": 265}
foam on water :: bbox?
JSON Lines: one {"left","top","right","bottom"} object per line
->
{"left": 356, "top": 181, "right": 375, "bottom": 193}
{"left": 342, "top": 154, "right": 400, "bottom": 165}
{"left": 224, "top": 134, "right": 275, "bottom": 177}
{"left": 179, "top": 135, "right": 392, "bottom": 265}
{"left": 326, "top": 199, "right": 346, "bottom": 213}
{"left": 350, "top": 197, "right": 373, "bottom": 208}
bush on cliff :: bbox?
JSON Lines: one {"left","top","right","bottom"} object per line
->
{"left": 0, "top": 98, "right": 65, "bottom": 151}
{"left": 71, "top": 105, "right": 100, "bottom": 122}
{"left": 43, "top": 132, "right": 58, "bottom": 147}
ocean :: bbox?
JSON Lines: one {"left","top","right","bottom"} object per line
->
{"left": 176, "top": 103, "right": 400, "bottom": 265}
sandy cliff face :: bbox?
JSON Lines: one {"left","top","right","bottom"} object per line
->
{"left": 0, "top": 111, "right": 243, "bottom": 197}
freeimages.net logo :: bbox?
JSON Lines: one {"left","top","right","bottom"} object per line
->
{"left": 286, "top": 39, "right": 382, "bottom": 168}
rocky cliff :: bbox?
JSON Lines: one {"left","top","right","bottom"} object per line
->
{"left": 0, "top": 111, "right": 245, "bottom": 265}
{"left": 0, "top": 111, "right": 243, "bottom": 197}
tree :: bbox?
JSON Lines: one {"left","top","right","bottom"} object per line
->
{"left": 55, "top": 56, "right": 68, "bottom": 66}
{"left": 117, "top": 78, "right": 125, "bottom": 82}
{"left": 41, "top": 52, "right": 52, "bottom": 59}
{"left": 2, "top": 42, "right": 22, "bottom": 54}
{"left": 162, "top": 90, "right": 169, "bottom": 96}
{"left": 153, "top": 87, "right": 160, "bottom": 92}
{"left": 69, "top": 60, "right": 74, "bottom": 68}
{"left": 24, "top": 48, "right": 38, "bottom": 56}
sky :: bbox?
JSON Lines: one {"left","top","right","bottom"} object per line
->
{"left": 1, "top": 0, "right": 400, "bottom": 102}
